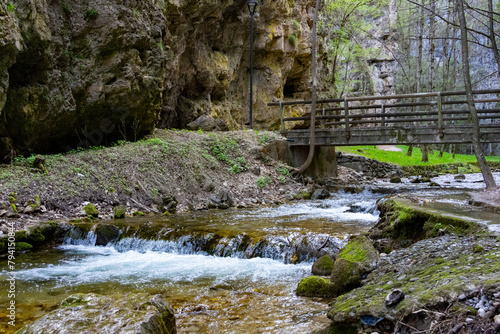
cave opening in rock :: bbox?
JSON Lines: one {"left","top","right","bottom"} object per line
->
{"left": 283, "top": 77, "right": 301, "bottom": 99}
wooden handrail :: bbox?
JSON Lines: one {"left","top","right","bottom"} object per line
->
{"left": 267, "top": 89, "right": 500, "bottom": 107}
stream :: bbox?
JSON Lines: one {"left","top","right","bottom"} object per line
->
{"left": 1, "top": 172, "right": 499, "bottom": 333}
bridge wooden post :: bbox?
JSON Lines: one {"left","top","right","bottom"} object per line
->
{"left": 344, "top": 97, "right": 351, "bottom": 140}
{"left": 280, "top": 101, "right": 285, "bottom": 132}
{"left": 381, "top": 103, "right": 386, "bottom": 127}
{"left": 437, "top": 92, "right": 444, "bottom": 138}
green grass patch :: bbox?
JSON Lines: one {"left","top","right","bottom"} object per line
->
{"left": 337, "top": 145, "right": 500, "bottom": 167}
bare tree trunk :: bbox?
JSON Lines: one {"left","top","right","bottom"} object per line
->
{"left": 488, "top": 0, "right": 500, "bottom": 76}
{"left": 456, "top": 0, "right": 496, "bottom": 188}
{"left": 439, "top": 144, "right": 445, "bottom": 158}
{"left": 422, "top": 144, "right": 429, "bottom": 162}
{"left": 416, "top": 0, "right": 424, "bottom": 94}
{"left": 410, "top": 0, "right": 424, "bottom": 159}
{"left": 407, "top": 145, "right": 413, "bottom": 156}
{"left": 295, "top": 0, "right": 320, "bottom": 175}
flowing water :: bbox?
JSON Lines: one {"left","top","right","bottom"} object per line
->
{"left": 2, "top": 172, "right": 499, "bottom": 333}
{"left": 1, "top": 190, "right": 382, "bottom": 334}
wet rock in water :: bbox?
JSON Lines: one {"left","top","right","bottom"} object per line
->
{"left": 296, "top": 276, "right": 336, "bottom": 298}
{"left": 385, "top": 289, "right": 405, "bottom": 306}
{"left": 455, "top": 174, "right": 466, "bottom": 180}
{"left": 17, "top": 293, "right": 177, "bottom": 334}
{"left": 410, "top": 177, "right": 421, "bottom": 183}
{"left": 329, "top": 236, "right": 379, "bottom": 295}
{"left": 420, "top": 177, "right": 431, "bottom": 183}
{"left": 311, "top": 188, "right": 329, "bottom": 200}
{"left": 330, "top": 258, "right": 363, "bottom": 294}
{"left": 429, "top": 181, "right": 440, "bottom": 187}
{"left": 312, "top": 255, "right": 335, "bottom": 276}
{"left": 390, "top": 176, "right": 401, "bottom": 183}
{"left": 94, "top": 223, "right": 120, "bottom": 246}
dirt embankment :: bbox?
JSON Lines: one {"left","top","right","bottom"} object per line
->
{"left": 0, "top": 130, "right": 364, "bottom": 233}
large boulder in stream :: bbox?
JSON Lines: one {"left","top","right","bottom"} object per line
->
{"left": 329, "top": 236, "right": 379, "bottom": 295}
{"left": 18, "top": 293, "right": 177, "bottom": 334}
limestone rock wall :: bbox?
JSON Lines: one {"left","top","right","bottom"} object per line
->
{"left": 0, "top": 0, "right": 316, "bottom": 157}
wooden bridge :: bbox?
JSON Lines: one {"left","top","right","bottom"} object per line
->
{"left": 268, "top": 89, "right": 500, "bottom": 146}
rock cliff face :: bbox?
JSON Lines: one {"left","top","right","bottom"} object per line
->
{"left": 0, "top": 0, "right": 316, "bottom": 157}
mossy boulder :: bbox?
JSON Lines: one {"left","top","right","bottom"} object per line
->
{"left": 337, "top": 236, "right": 379, "bottom": 271}
{"left": 312, "top": 255, "right": 334, "bottom": 276}
{"left": 329, "top": 236, "right": 379, "bottom": 295}
{"left": 330, "top": 258, "right": 363, "bottom": 294}
{"left": 369, "top": 198, "right": 483, "bottom": 246}
{"left": 17, "top": 293, "right": 177, "bottom": 334}
{"left": 113, "top": 205, "right": 126, "bottom": 219}
{"left": 94, "top": 224, "right": 120, "bottom": 246}
{"left": 15, "top": 242, "right": 33, "bottom": 252}
{"left": 84, "top": 203, "right": 99, "bottom": 218}
{"left": 0, "top": 222, "right": 67, "bottom": 255}
{"left": 296, "top": 276, "right": 337, "bottom": 298}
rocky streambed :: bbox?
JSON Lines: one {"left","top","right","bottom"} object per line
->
{"left": 2, "top": 170, "right": 500, "bottom": 333}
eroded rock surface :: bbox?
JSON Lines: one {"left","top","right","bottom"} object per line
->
{"left": 18, "top": 293, "right": 177, "bottom": 334}
{"left": 0, "top": 0, "right": 317, "bottom": 157}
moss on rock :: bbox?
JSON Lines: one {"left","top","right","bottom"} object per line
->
{"left": 15, "top": 242, "right": 33, "bottom": 252}
{"left": 370, "top": 198, "right": 483, "bottom": 245}
{"left": 337, "top": 235, "right": 378, "bottom": 269}
{"left": 94, "top": 223, "right": 120, "bottom": 246}
{"left": 312, "top": 255, "right": 334, "bottom": 276}
{"left": 330, "top": 258, "right": 363, "bottom": 294}
{"left": 84, "top": 203, "right": 99, "bottom": 217}
{"left": 113, "top": 205, "right": 126, "bottom": 219}
{"left": 296, "top": 276, "right": 337, "bottom": 298}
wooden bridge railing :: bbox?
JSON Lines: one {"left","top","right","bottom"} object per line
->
{"left": 267, "top": 89, "right": 500, "bottom": 145}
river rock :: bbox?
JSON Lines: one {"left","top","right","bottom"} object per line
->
{"left": 94, "top": 223, "right": 121, "bottom": 246}
{"left": 17, "top": 293, "right": 177, "bottom": 334}
{"left": 312, "top": 255, "right": 335, "bottom": 276}
{"left": 385, "top": 289, "right": 405, "bottom": 306}
{"left": 296, "top": 276, "right": 337, "bottom": 298}
{"left": 311, "top": 188, "right": 329, "bottom": 200}
{"left": 329, "top": 236, "right": 379, "bottom": 295}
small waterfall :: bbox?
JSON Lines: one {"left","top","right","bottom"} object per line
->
{"left": 63, "top": 226, "right": 345, "bottom": 264}
{"left": 64, "top": 228, "right": 97, "bottom": 246}
{"left": 346, "top": 201, "right": 378, "bottom": 215}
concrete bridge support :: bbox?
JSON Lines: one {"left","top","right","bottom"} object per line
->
{"left": 264, "top": 140, "right": 337, "bottom": 178}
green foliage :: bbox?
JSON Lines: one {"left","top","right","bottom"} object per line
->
{"left": 278, "top": 175, "right": 286, "bottom": 184}
{"left": 84, "top": 8, "right": 99, "bottom": 20}
{"left": 257, "top": 133, "right": 271, "bottom": 145}
{"left": 288, "top": 34, "right": 297, "bottom": 47}
{"left": 7, "top": 2, "right": 15, "bottom": 12}
{"left": 13, "top": 155, "right": 37, "bottom": 167}
{"left": 321, "top": 0, "right": 386, "bottom": 97}
{"left": 209, "top": 134, "right": 248, "bottom": 174}
{"left": 275, "top": 166, "right": 291, "bottom": 177}
{"left": 256, "top": 175, "right": 272, "bottom": 188}
{"left": 293, "top": 19, "right": 301, "bottom": 30}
